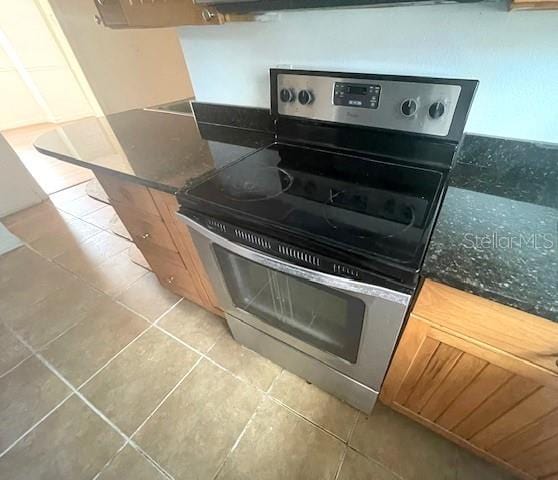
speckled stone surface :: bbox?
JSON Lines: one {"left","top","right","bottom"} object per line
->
{"left": 35, "top": 106, "right": 557, "bottom": 322}
{"left": 423, "top": 134, "right": 558, "bottom": 323}
{"left": 34, "top": 108, "right": 273, "bottom": 194}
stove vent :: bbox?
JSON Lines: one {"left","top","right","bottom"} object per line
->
{"left": 234, "top": 229, "right": 272, "bottom": 250}
{"left": 333, "top": 264, "right": 359, "bottom": 278}
{"left": 207, "top": 218, "right": 227, "bottom": 233}
{"left": 278, "top": 244, "right": 320, "bottom": 266}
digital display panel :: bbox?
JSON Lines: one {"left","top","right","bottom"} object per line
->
{"left": 346, "top": 85, "right": 368, "bottom": 95}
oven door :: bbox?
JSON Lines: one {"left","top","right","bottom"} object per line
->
{"left": 178, "top": 213, "right": 411, "bottom": 390}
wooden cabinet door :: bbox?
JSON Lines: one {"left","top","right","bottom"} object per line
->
{"left": 149, "top": 189, "right": 223, "bottom": 317}
{"left": 381, "top": 315, "right": 558, "bottom": 480}
{"left": 95, "top": 0, "right": 222, "bottom": 28}
{"left": 509, "top": 0, "right": 558, "bottom": 10}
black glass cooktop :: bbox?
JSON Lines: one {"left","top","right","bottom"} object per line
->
{"left": 182, "top": 142, "right": 445, "bottom": 272}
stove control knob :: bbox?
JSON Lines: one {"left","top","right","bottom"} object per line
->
{"left": 429, "top": 101, "right": 445, "bottom": 119}
{"left": 298, "top": 89, "right": 314, "bottom": 105}
{"left": 279, "top": 88, "right": 295, "bottom": 103}
{"left": 401, "top": 99, "right": 417, "bottom": 117}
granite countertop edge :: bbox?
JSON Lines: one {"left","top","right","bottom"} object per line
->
{"left": 33, "top": 108, "right": 558, "bottom": 325}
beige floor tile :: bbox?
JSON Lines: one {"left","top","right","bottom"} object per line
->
{"left": 2, "top": 201, "right": 68, "bottom": 242}
{"left": 0, "top": 248, "right": 76, "bottom": 323}
{"left": 0, "top": 324, "right": 30, "bottom": 376}
{"left": 30, "top": 217, "right": 102, "bottom": 259}
{"left": 158, "top": 299, "right": 226, "bottom": 351}
{"left": 2, "top": 200, "right": 56, "bottom": 227}
{"left": 82, "top": 328, "right": 199, "bottom": 435}
{"left": 5, "top": 282, "right": 104, "bottom": 350}
{"left": 0, "top": 357, "right": 71, "bottom": 452}
{"left": 41, "top": 301, "right": 149, "bottom": 386}
{"left": 0, "top": 245, "right": 51, "bottom": 284}
{"left": 54, "top": 230, "right": 130, "bottom": 277}
{"left": 350, "top": 403, "right": 458, "bottom": 480}
{"left": 270, "top": 370, "right": 358, "bottom": 441}
{"left": 135, "top": 359, "right": 261, "bottom": 480}
{"left": 216, "top": 397, "right": 345, "bottom": 480}
{"left": 0, "top": 396, "right": 122, "bottom": 480}
{"left": 208, "top": 332, "right": 281, "bottom": 391}
{"left": 82, "top": 204, "right": 119, "bottom": 231}
{"left": 81, "top": 250, "right": 148, "bottom": 297}
{"left": 96, "top": 446, "right": 167, "bottom": 480}
{"left": 56, "top": 194, "right": 106, "bottom": 218}
{"left": 455, "top": 446, "right": 518, "bottom": 480}
{"left": 49, "top": 182, "right": 89, "bottom": 206}
{"left": 337, "top": 448, "right": 399, "bottom": 480}
{"left": 116, "top": 272, "right": 180, "bottom": 321}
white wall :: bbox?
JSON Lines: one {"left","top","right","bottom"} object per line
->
{"left": 0, "top": 0, "right": 95, "bottom": 130}
{"left": 48, "top": 0, "right": 194, "bottom": 115}
{"left": 179, "top": 2, "right": 558, "bottom": 143}
{"left": 0, "top": 134, "right": 46, "bottom": 218}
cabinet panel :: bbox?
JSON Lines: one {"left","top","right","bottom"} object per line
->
{"left": 149, "top": 189, "right": 223, "bottom": 317}
{"left": 436, "top": 364, "right": 512, "bottom": 431}
{"left": 111, "top": 200, "right": 176, "bottom": 252}
{"left": 95, "top": 171, "right": 214, "bottom": 309}
{"left": 413, "top": 280, "right": 558, "bottom": 375}
{"left": 420, "top": 353, "right": 486, "bottom": 422}
{"left": 95, "top": 173, "right": 160, "bottom": 216}
{"left": 491, "top": 408, "right": 558, "bottom": 460}
{"left": 381, "top": 313, "right": 558, "bottom": 480}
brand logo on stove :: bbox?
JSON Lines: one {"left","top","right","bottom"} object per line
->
{"left": 346, "top": 112, "right": 361, "bottom": 119}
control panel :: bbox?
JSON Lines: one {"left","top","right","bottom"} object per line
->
{"left": 333, "top": 82, "right": 381, "bottom": 109}
{"left": 275, "top": 72, "right": 464, "bottom": 137}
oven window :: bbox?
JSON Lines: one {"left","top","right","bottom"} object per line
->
{"left": 214, "top": 245, "right": 365, "bottom": 363}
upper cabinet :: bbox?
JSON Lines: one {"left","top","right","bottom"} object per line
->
{"left": 94, "top": 0, "right": 222, "bottom": 28}
{"left": 509, "top": 0, "right": 558, "bottom": 9}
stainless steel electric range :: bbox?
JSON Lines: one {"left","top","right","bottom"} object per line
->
{"left": 177, "top": 69, "right": 477, "bottom": 412}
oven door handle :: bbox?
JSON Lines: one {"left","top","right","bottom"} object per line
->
{"left": 177, "top": 213, "right": 410, "bottom": 306}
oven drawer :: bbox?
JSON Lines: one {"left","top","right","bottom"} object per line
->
{"left": 179, "top": 212, "right": 411, "bottom": 391}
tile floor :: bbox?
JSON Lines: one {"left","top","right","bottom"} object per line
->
{"left": 2, "top": 123, "right": 93, "bottom": 194}
{"left": 0, "top": 187, "right": 518, "bottom": 480}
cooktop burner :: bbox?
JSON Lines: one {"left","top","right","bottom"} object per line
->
{"left": 218, "top": 166, "right": 293, "bottom": 202}
{"left": 323, "top": 187, "right": 417, "bottom": 241}
{"left": 182, "top": 142, "right": 444, "bottom": 270}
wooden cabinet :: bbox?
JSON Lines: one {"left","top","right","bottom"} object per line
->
{"left": 509, "top": 0, "right": 558, "bottom": 10}
{"left": 381, "top": 280, "right": 558, "bottom": 480}
{"left": 95, "top": 172, "right": 222, "bottom": 317}
{"left": 94, "top": 0, "right": 222, "bottom": 28}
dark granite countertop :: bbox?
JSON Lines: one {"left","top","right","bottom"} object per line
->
{"left": 423, "top": 135, "right": 558, "bottom": 323}
{"left": 35, "top": 104, "right": 557, "bottom": 323}
{"left": 35, "top": 108, "right": 274, "bottom": 194}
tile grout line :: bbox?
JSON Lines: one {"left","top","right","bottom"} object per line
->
{"left": 76, "top": 324, "right": 154, "bottom": 391}
{"left": 4, "top": 234, "right": 390, "bottom": 478}
{"left": 347, "top": 411, "right": 360, "bottom": 445}
{"left": 333, "top": 445, "right": 349, "bottom": 480}
{"left": 0, "top": 392, "right": 74, "bottom": 459}
{"left": 346, "top": 444, "right": 407, "bottom": 480}
{"left": 128, "top": 441, "right": 176, "bottom": 480}
{"left": 5, "top": 326, "right": 129, "bottom": 442}
{"left": 152, "top": 324, "right": 269, "bottom": 395}
{"left": 154, "top": 320, "right": 362, "bottom": 443}
{"left": 155, "top": 320, "right": 360, "bottom": 445}
{"left": 266, "top": 395, "right": 353, "bottom": 444}
{"left": 210, "top": 394, "right": 267, "bottom": 480}
{"left": 8, "top": 322, "right": 179, "bottom": 480}
{"left": 128, "top": 354, "right": 204, "bottom": 444}
{"left": 89, "top": 440, "right": 128, "bottom": 480}
{"left": 0, "top": 350, "right": 34, "bottom": 380}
